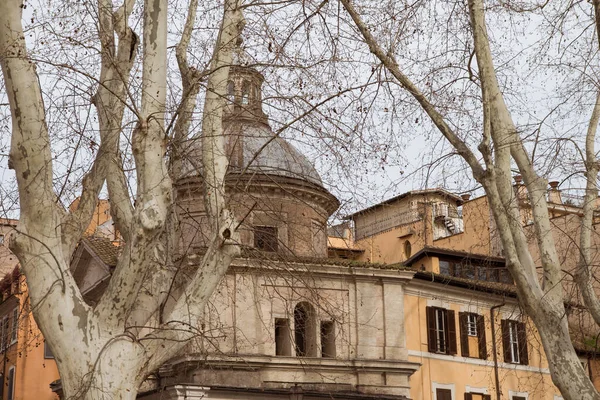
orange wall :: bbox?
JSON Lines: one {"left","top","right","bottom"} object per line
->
{"left": 0, "top": 276, "right": 59, "bottom": 400}
{"left": 404, "top": 287, "right": 561, "bottom": 400}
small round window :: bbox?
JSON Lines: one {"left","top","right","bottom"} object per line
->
{"left": 404, "top": 240, "right": 412, "bottom": 259}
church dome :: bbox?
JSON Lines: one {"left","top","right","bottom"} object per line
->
{"left": 180, "top": 65, "right": 324, "bottom": 188}
{"left": 176, "top": 61, "right": 339, "bottom": 258}
{"left": 181, "top": 123, "right": 323, "bottom": 186}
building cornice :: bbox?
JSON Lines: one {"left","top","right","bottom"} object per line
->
{"left": 159, "top": 353, "right": 420, "bottom": 377}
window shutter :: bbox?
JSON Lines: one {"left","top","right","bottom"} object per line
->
{"left": 517, "top": 321, "right": 529, "bottom": 365}
{"left": 446, "top": 309, "right": 457, "bottom": 355}
{"left": 483, "top": 395, "right": 491, "bottom": 400}
{"left": 426, "top": 307, "right": 437, "bottom": 353}
{"left": 464, "top": 393, "right": 473, "bottom": 400}
{"left": 501, "top": 319, "right": 511, "bottom": 362}
{"left": 477, "top": 314, "right": 488, "bottom": 359}
{"left": 459, "top": 312, "right": 469, "bottom": 357}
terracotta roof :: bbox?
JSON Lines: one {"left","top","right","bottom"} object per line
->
{"left": 345, "top": 188, "right": 463, "bottom": 218}
{"left": 404, "top": 245, "right": 505, "bottom": 266}
{"left": 412, "top": 271, "right": 517, "bottom": 297}
{"left": 83, "top": 236, "right": 120, "bottom": 267}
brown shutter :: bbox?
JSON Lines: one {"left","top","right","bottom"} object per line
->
{"left": 436, "top": 389, "right": 452, "bottom": 400}
{"left": 459, "top": 312, "right": 469, "bottom": 357}
{"left": 483, "top": 395, "right": 491, "bottom": 400}
{"left": 426, "top": 307, "right": 437, "bottom": 353}
{"left": 517, "top": 321, "right": 529, "bottom": 365}
{"left": 464, "top": 393, "right": 473, "bottom": 400}
{"left": 477, "top": 314, "right": 488, "bottom": 360}
{"left": 447, "top": 310, "right": 457, "bottom": 355}
{"left": 501, "top": 319, "right": 511, "bottom": 362}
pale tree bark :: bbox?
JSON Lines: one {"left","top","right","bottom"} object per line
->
{"left": 574, "top": 0, "right": 600, "bottom": 330}
{"left": 341, "top": 0, "right": 600, "bottom": 398}
{"left": 575, "top": 91, "right": 600, "bottom": 327}
{"left": 0, "top": 0, "right": 244, "bottom": 398}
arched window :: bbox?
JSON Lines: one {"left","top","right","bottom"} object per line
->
{"left": 226, "top": 81, "right": 235, "bottom": 103}
{"left": 241, "top": 81, "right": 250, "bottom": 105}
{"left": 404, "top": 240, "right": 412, "bottom": 259}
{"left": 294, "top": 302, "right": 317, "bottom": 357}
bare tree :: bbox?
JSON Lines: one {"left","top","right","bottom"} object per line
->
{"left": 0, "top": 0, "right": 244, "bottom": 397}
{"left": 339, "top": 0, "right": 600, "bottom": 399}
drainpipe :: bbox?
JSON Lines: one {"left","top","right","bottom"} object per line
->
{"left": 490, "top": 300, "right": 505, "bottom": 400}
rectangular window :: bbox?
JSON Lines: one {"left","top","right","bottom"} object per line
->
{"left": 464, "top": 394, "right": 491, "bottom": 400}
{"left": 439, "top": 260, "right": 450, "bottom": 275}
{"left": 320, "top": 321, "right": 335, "bottom": 358}
{"left": 467, "top": 314, "right": 478, "bottom": 336}
{"left": 502, "top": 319, "right": 528, "bottom": 365}
{"left": 254, "top": 226, "right": 278, "bottom": 252}
{"left": 44, "top": 341, "right": 55, "bottom": 359}
{"left": 459, "top": 312, "right": 487, "bottom": 359}
{"left": 10, "top": 308, "right": 17, "bottom": 344}
{"left": 435, "top": 388, "right": 452, "bottom": 400}
{"left": 6, "top": 367, "right": 14, "bottom": 400}
{"left": 512, "top": 396, "right": 527, "bottom": 400}
{"left": 426, "top": 306, "right": 457, "bottom": 355}
{"left": 274, "top": 318, "right": 291, "bottom": 356}
{"left": 435, "top": 308, "right": 446, "bottom": 353}
{"left": 509, "top": 322, "right": 519, "bottom": 363}
{"left": 0, "top": 316, "right": 8, "bottom": 351}
{"left": 463, "top": 264, "right": 475, "bottom": 279}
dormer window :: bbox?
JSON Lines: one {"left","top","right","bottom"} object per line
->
{"left": 254, "top": 226, "right": 278, "bottom": 251}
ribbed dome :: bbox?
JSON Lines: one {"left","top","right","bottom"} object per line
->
{"left": 180, "top": 124, "right": 323, "bottom": 186}
{"left": 179, "top": 63, "right": 323, "bottom": 187}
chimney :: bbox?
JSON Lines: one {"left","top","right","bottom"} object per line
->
{"left": 548, "top": 181, "right": 562, "bottom": 204}
{"left": 514, "top": 175, "right": 527, "bottom": 201}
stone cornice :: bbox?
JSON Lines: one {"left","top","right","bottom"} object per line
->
{"left": 184, "top": 254, "right": 415, "bottom": 283}
{"left": 176, "top": 173, "right": 340, "bottom": 215}
{"left": 160, "top": 353, "right": 420, "bottom": 377}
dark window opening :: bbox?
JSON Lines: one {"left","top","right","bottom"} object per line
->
{"left": 254, "top": 226, "right": 278, "bottom": 252}
{"left": 404, "top": 240, "right": 412, "bottom": 258}
{"left": 438, "top": 258, "right": 512, "bottom": 284}
{"left": 241, "top": 81, "right": 250, "bottom": 104}
{"left": 294, "top": 302, "right": 317, "bottom": 357}
{"left": 44, "top": 341, "right": 55, "bottom": 359}
{"left": 275, "top": 318, "right": 291, "bottom": 356}
{"left": 7, "top": 367, "right": 14, "bottom": 400}
{"left": 426, "top": 306, "right": 457, "bottom": 355}
{"left": 435, "top": 388, "right": 452, "bottom": 400}
{"left": 465, "top": 394, "right": 491, "bottom": 400}
{"left": 501, "top": 319, "right": 528, "bottom": 365}
{"left": 320, "top": 321, "right": 335, "bottom": 358}
{"left": 226, "top": 81, "right": 235, "bottom": 103}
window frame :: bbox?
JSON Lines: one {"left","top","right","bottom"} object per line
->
{"left": 501, "top": 319, "right": 528, "bottom": 365}
{"left": 432, "top": 382, "right": 455, "bottom": 400}
{"left": 253, "top": 225, "right": 278, "bottom": 252}
{"left": 9, "top": 308, "right": 17, "bottom": 345}
{"left": 274, "top": 318, "right": 291, "bottom": 357}
{"left": 466, "top": 314, "right": 478, "bottom": 336}
{"left": 6, "top": 366, "right": 14, "bottom": 400}
{"left": 459, "top": 312, "right": 487, "bottom": 359}
{"left": 426, "top": 306, "right": 457, "bottom": 355}
{"left": 44, "top": 340, "right": 55, "bottom": 359}
{"left": 320, "top": 320, "right": 336, "bottom": 358}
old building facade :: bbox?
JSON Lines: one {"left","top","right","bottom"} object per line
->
{"left": 4, "top": 59, "right": 600, "bottom": 400}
